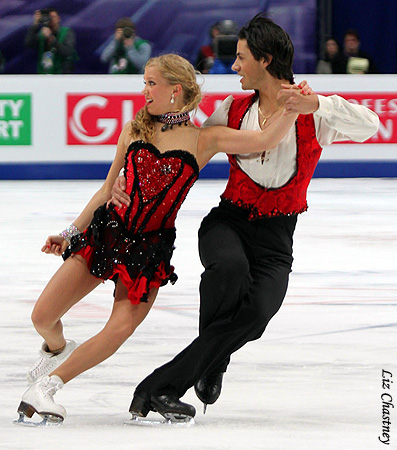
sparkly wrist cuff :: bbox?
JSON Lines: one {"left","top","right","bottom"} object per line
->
{"left": 59, "top": 223, "right": 81, "bottom": 244}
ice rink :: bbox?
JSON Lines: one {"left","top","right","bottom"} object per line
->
{"left": 0, "top": 178, "right": 396, "bottom": 450}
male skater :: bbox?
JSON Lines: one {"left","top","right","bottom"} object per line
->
{"left": 114, "top": 14, "right": 379, "bottom": 421}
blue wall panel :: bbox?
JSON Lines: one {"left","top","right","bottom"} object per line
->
{"left": 1, "top": 161, "right": 396, "bottom": 180}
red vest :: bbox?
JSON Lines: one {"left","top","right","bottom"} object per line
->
{"left": 221, "top": 94, "right": 323, "bottom": 220}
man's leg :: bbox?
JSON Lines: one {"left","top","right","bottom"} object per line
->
{"left": 194, "top": 218, "right": 251, "bottom": 405}
{"left": 133, "top": 257, "right": 291, "bottom": 401}
{"left": 131, "top": 218, "right": 252, "bottom": 404}
{"left": 130, "top": 211, "right": 295, "bottom": 414}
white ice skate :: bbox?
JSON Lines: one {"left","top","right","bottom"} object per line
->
{"left": 15, "top": 375, "right": 66, "bottom": 426}
{"left": 27, "top": 340, "right": 76, "bottom": 384}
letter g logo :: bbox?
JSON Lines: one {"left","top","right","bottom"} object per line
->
{"left": 69, "top": 96, "right": 117, "bottom": 144}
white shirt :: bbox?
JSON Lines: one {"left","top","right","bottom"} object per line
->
{"left": 203, "top": 94, "right": 379, "bottom": 188}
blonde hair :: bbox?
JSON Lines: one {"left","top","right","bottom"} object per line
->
{"left": 131, "top": 54, "right": 202, "bottom": 142}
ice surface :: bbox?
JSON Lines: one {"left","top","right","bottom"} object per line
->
{"left": 0, "top": 179, "right": 396, "bottom": 449}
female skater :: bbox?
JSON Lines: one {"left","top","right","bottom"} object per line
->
{"left": 16, "top": 53, "right": 303, "bottom": 425}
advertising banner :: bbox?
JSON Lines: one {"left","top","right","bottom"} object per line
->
{"left": 0, "top": 94, "right": 31, "bottom": 145}
{"left": 0, "top": 74, "right": 396, "bottom": 179}
{"left": 67, "top": 92, "right": 397, "bottom": 146}
{"left": 67, "top": 94, "right": 145, "bottom": 145}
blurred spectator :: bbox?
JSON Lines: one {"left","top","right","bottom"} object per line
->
{"left": 0, "top": 50, "right": 5, "bottom": 73}
{"left": 316, "top": 37, "right": 347, "bottom": 74}
{"left": 25, "top": 8, "right": 76, "bottom": 74}
{"left": 343, "top": 29, "right": 377, "bottom": 73}
{"left": 208, "top": 20, "right": 239, "bottom": 74}
{"left": 195, "top": 22, "right": 221, "bottom": 74}
{"left": 100, "top": 18, "right": 151, "bottom": 74}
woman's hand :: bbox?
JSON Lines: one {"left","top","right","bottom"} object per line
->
{"left": 41, "top": 235, "right": 68, "bottom": 256}
{"left": 297, "top": 80, "right": 314, "bottom": 95}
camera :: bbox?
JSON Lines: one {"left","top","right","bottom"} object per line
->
{"left": 214, "top": 35, "right": 238, "bottom": 62}
{"left": 39, "top": 10, "right": 52, "bottom": 27}
{"left": 212, "top": 20, "right": 239, "bottom": 62}
{"left": 114, "top": 26, "right": 135, "bottom": 59}
{"left": 121, "top": 26, "right": 135, "bottom": 40}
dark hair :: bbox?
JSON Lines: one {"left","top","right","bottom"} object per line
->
{"left": 115, "top": 17, "right": 136, "bottom": 31}
{"left": 40, "top": 7, "right": 59, "bottom": 15}
{"left": 238, "top": 14, "right": 294, "bottom": 83}
{"left": 324, "top": 37, "right": 342, "bottom": 53}
{"left": 344, "top": 29, "right": 360, "bottom": 40}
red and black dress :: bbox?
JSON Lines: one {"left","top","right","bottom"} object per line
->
{"left": 63, "top": 141, "right": 199, "bottom": 305}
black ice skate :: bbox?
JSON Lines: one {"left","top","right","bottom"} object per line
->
{"left": 126, "top": 393, "right": 195, "bottom": 426}
{"left": 194, "top": 372, "right": 224, "bottom": 414}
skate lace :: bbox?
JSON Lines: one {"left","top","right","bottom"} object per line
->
{"left": 30, "top": 354, "right": 57, "bottom": 378}
{"left": 42, "top": 381, "right": 62, "bottom": 399}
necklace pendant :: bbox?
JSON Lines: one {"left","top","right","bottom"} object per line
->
{"left": 258, "top": 107, "right": 269, "bottom": 128}
{"left": 161, "top": 124, "right": 169, "bottom": 132}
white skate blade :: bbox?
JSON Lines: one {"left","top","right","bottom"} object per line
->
{"left": 125, "top": 413, "right": 194, "bottom": 427}
{"left": 14, "top": 412, "right": 63, "bottom": 427}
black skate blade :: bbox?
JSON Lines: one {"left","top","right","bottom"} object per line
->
{"left": 14, "top": 412, "right": 63, "bottom": 427}
{"left": 125, "top": 413, "right": 194, "bottom": 427}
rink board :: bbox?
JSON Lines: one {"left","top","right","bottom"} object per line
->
{"left": 0, "top": 74, "right": 396, "bottom": 179}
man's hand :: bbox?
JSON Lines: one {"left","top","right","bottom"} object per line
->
{"left": 107, "top": 175, "right": 130, "bottom": 208}
{"left": 278, "top": 83, "right": 319, "bottom": 115}
{"left": 115, "top": 28, "right": 123, "bottom": 41}
{"left": 41, "top": 26, "right": 53, "bottom": 39}
{"left": 33, "top": 10, "right": 41, "bottom": 25}
{"left": 41, "top": 235, "right": 68, "bottom": 256}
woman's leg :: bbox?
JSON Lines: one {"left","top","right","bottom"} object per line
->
{"left": 52, "top": 282, "right": 158, "bottom": 383}
{"left": 31, "top": 255, "right": 103, "bottom": 351}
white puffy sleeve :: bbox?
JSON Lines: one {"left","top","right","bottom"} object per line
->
{"left": 201, "top": 95, "right": 234, "bottom": 128}
{"left": 314, "top": 94, "right": 379, "bottom": 146}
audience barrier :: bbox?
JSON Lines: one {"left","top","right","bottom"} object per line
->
{"left": 0, "top": 74, "right": 396, "bottom": 179}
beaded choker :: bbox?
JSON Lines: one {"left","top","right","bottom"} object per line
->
{"left": 156, "top": 111, "right": 190, "bottom": 131}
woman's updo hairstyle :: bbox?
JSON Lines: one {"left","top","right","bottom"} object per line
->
{"left": 131, "top": 54, "right": 202, "bottom": 142}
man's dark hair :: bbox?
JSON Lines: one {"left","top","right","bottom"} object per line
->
{"left": 115, "top": 17, "right": 136, "bottom": 32}
{"left": 343, "top": 29, "right": 360, "bottom": 41}
{"left": 40, "top": 7, "right": 59, "bottom": 15}
{"left": 239, "top": 14, "right": 294, "bottom": 83}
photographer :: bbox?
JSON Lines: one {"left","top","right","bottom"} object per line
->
{"left": 208, "top": 19, "right": 239, "bottom": 74}
{"left": 195, "top": 22, "right": 221, "bottom": 74}
{"left": 100, "top": 18, "right": 151, "bottom": 74}
{"left": 25, "top": 8, "right": 76, "bottom": 74}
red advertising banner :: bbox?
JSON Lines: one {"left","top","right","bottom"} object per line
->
{"left": 66, "top": 92, "right": 245, "bottom": 145}
{"left": 67, "top": 94, "right": 146, "bottom": 145}
{"left": 67, "top": 92, "right": 397, "bottom": 145}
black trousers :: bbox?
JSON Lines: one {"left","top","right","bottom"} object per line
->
{"left": 135, "top": 201, "right": 297, "bottom": 399}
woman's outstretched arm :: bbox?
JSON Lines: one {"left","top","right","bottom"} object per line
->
{"left": 42, "top": 123, "right": 131, "bottom": 255}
